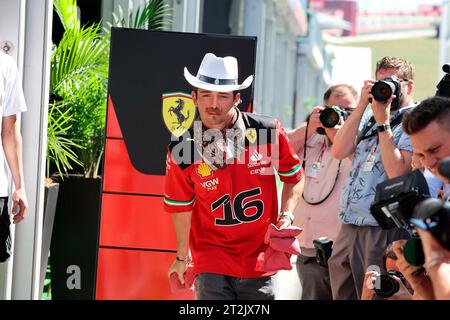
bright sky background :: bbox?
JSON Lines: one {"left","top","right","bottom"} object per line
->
{"left": 357, "top": 0, "right": 445, "bottom": 12}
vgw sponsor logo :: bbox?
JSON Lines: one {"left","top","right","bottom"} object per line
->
{"left": 199, "top": 178, "right": 219, "bottom": 191}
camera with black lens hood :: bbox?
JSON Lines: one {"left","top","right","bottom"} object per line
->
{"left": 320, "top": 106, "right": 349, "bottom": 128}
{"left": 373, "top": 270, "right": 407, "bottom": 298}
{"left": 371, "top": 76, "right": 402, "bottom": 109}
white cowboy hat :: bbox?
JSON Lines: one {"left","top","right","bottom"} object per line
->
{"left": 184, "top": 53, "right": 253, "bottom": 92}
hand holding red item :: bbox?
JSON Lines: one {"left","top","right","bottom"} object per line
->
{"left": 169, "top": 262, "right": 195, "bottom": 293}
{"left": 256, "top": 223, "right": 302, "bottom": 272}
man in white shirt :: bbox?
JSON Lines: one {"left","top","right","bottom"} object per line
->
{"left": 0, "top": 51, "right": 29, "bottom": 262}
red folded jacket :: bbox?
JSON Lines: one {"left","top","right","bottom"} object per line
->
{"left": 264, "top": 223, "right": 303, "bottom": 244}
{"left": 256, "top": 223, "right": 303, "bottom": 272}
{"left": 269, "top": 236, "right": 301, "bottom": 255}
{"left": 256, "top": 248, "right": 292, "bottom": 272}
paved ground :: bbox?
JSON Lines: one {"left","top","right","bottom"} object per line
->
{"left": 274, "top": 256, "right": 302, "bottom": 300}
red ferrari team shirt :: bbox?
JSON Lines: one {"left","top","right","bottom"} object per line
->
{"left": 164, "top": 112, "right": 302, "bottom": 278}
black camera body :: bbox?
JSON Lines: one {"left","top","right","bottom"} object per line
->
{"left": 373, "top": 270, "right": 405, "bottom": 298}
{"left": 370, "top": 170, "right": 430, "bottom": 229}
{"left": 313, "top": 237, "right": 333, "bottom": 268}
{"left": 319, "top": 106, "right": 349, "bottom": 129}
{"left": 371, "top": 76, "right": 402, "bottom": 109}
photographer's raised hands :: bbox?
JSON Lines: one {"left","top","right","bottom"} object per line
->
{"left": 370, "top": 93, "right": 395, "bottom": 126}
{"left": 392, "top": 240, "right": 435, "bottom": 300}
{"left": 331, "top": 80, "right": 373, "bottom": 160}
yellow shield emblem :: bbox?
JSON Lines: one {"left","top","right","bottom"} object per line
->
{"left": 197, "top": 162, "right": 213, "bottom": 178}
{"left": 162, "top": 92, "right": 196, "bottom": 137}
{"left": 245, "top": 128, "right": 257, "bottom": 144}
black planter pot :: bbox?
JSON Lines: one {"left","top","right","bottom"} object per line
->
{"left": 50, "top": 175, "right": 101, "bottom": 300}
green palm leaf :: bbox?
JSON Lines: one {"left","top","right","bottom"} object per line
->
{"left": 54, "top": 0, "right": 80, "bottom": 31}
{"left": 110, "top": 0, "right": 172, "bottom": 30}
{"left": 51, "top": 23, "right": 109, "bottom": 96}
{"left": 47, "top": 102, "right": 84, "bottom": 178}
{"left": 48, "top": 0, "right": 172, "bottom": 179}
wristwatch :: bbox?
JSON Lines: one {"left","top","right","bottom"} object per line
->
{"left": 176, "top": 256, "right": 190, "bottom": 263}
{"left": 376, "top": 124, "right": 391, "bottom": 132}
{"left": 279, "top": 211, "right": 294, "bottom": 224}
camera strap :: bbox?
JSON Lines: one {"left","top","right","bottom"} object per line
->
{"left": 301, "top": 119, "right": 342, "bottom": 206}
{"left": 359, "top": 111, "right": 404, "bottom": 142}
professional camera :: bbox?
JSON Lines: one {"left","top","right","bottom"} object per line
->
{"left": 319, "top": 106, "right": 349, "bottom": 129}
{"left": 373, "top": 270, "right": 406, "bottom": 298}
{"left": 313, "top": 237, "right": 333, "bottom": 268}
{"left": 370, "top": 170, "right": 430, "bottom": 267}
{"left": 411, "top": 198, "right": 450, "bottom": 250}
{"left": 371, "top": 76, "right": 402, "bottom": 109}
{"left": 370, "top": 170, "right": 430, "bottom": 229}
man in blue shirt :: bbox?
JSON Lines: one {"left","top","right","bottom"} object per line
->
{"left": 328, "top": 56, "right": 415, "bottom": 299}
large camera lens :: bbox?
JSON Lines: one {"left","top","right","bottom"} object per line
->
{"left": 371, "top": 80, "right": 396, "bottom": 102}
{"left": 373, "top": 274, "right": 400, "bottom": 298}
{"left": 320, "top": 107, "right": 343, "bottom": 128}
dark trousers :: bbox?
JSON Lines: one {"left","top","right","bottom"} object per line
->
{"left": 296, "top": 254, "right": 333, "bottom": 300}
{"left": 195, "top": 273, "right": 276, "bottom": 300}
{"left": 0, "top": 197, "right": 10, "bottom": 263}
{"left": 328, "top": 223, "right": 411, "bottom": 300}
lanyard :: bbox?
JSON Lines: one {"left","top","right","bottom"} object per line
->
{"left": 316, "top": 141, "right": 327, "bottom": 164}
{"left": 301, "top": 119, "right": 342, "bottom": 206}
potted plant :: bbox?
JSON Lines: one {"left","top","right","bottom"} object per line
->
{"left": 47, "top": 0, "right": 171, "bottom": 299}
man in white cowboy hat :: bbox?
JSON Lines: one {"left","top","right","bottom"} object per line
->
{"left": 164, "top": 52, "right": 304, "bottom": 299}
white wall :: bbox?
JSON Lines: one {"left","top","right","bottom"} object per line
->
{"left": 327, "top": 45, "right": 372, "bottom": 93}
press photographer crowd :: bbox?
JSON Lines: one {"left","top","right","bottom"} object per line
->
{"left": 166, "top": 53, "right": 450, "bottom": 301}
{"left": 288, "top": 56, "right": 450, "bottom": 301}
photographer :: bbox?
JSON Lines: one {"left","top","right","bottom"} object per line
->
{"left": 403, "top": 97, "right": 450, "bottom": 193}
{"left": 391, "top": 239, "right": 435, "bottom": 300}
{"left": 328, "top": 56, "right": 415, "bottom": 299}
{"left": 397, "top": 96, "right": 450, "bottom": 299}
{"left": 287, "top": 84, "right": 357, "bottom": 300}
{"left": 361, "top": 242, "right": 416, "bottom": 300}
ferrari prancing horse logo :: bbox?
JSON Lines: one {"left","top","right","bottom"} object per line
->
{"left": 245, "top": 128, "right": 257, "bottom": 144}
{"left": 162, "top": 92, "right": 196, "bottom": 137}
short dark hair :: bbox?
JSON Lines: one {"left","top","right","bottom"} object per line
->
{"left": 402, "top": 96, "right": 450, "bottom": 135}
{"left": 323, "top": 84, "right": 358, "bottom": 105}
